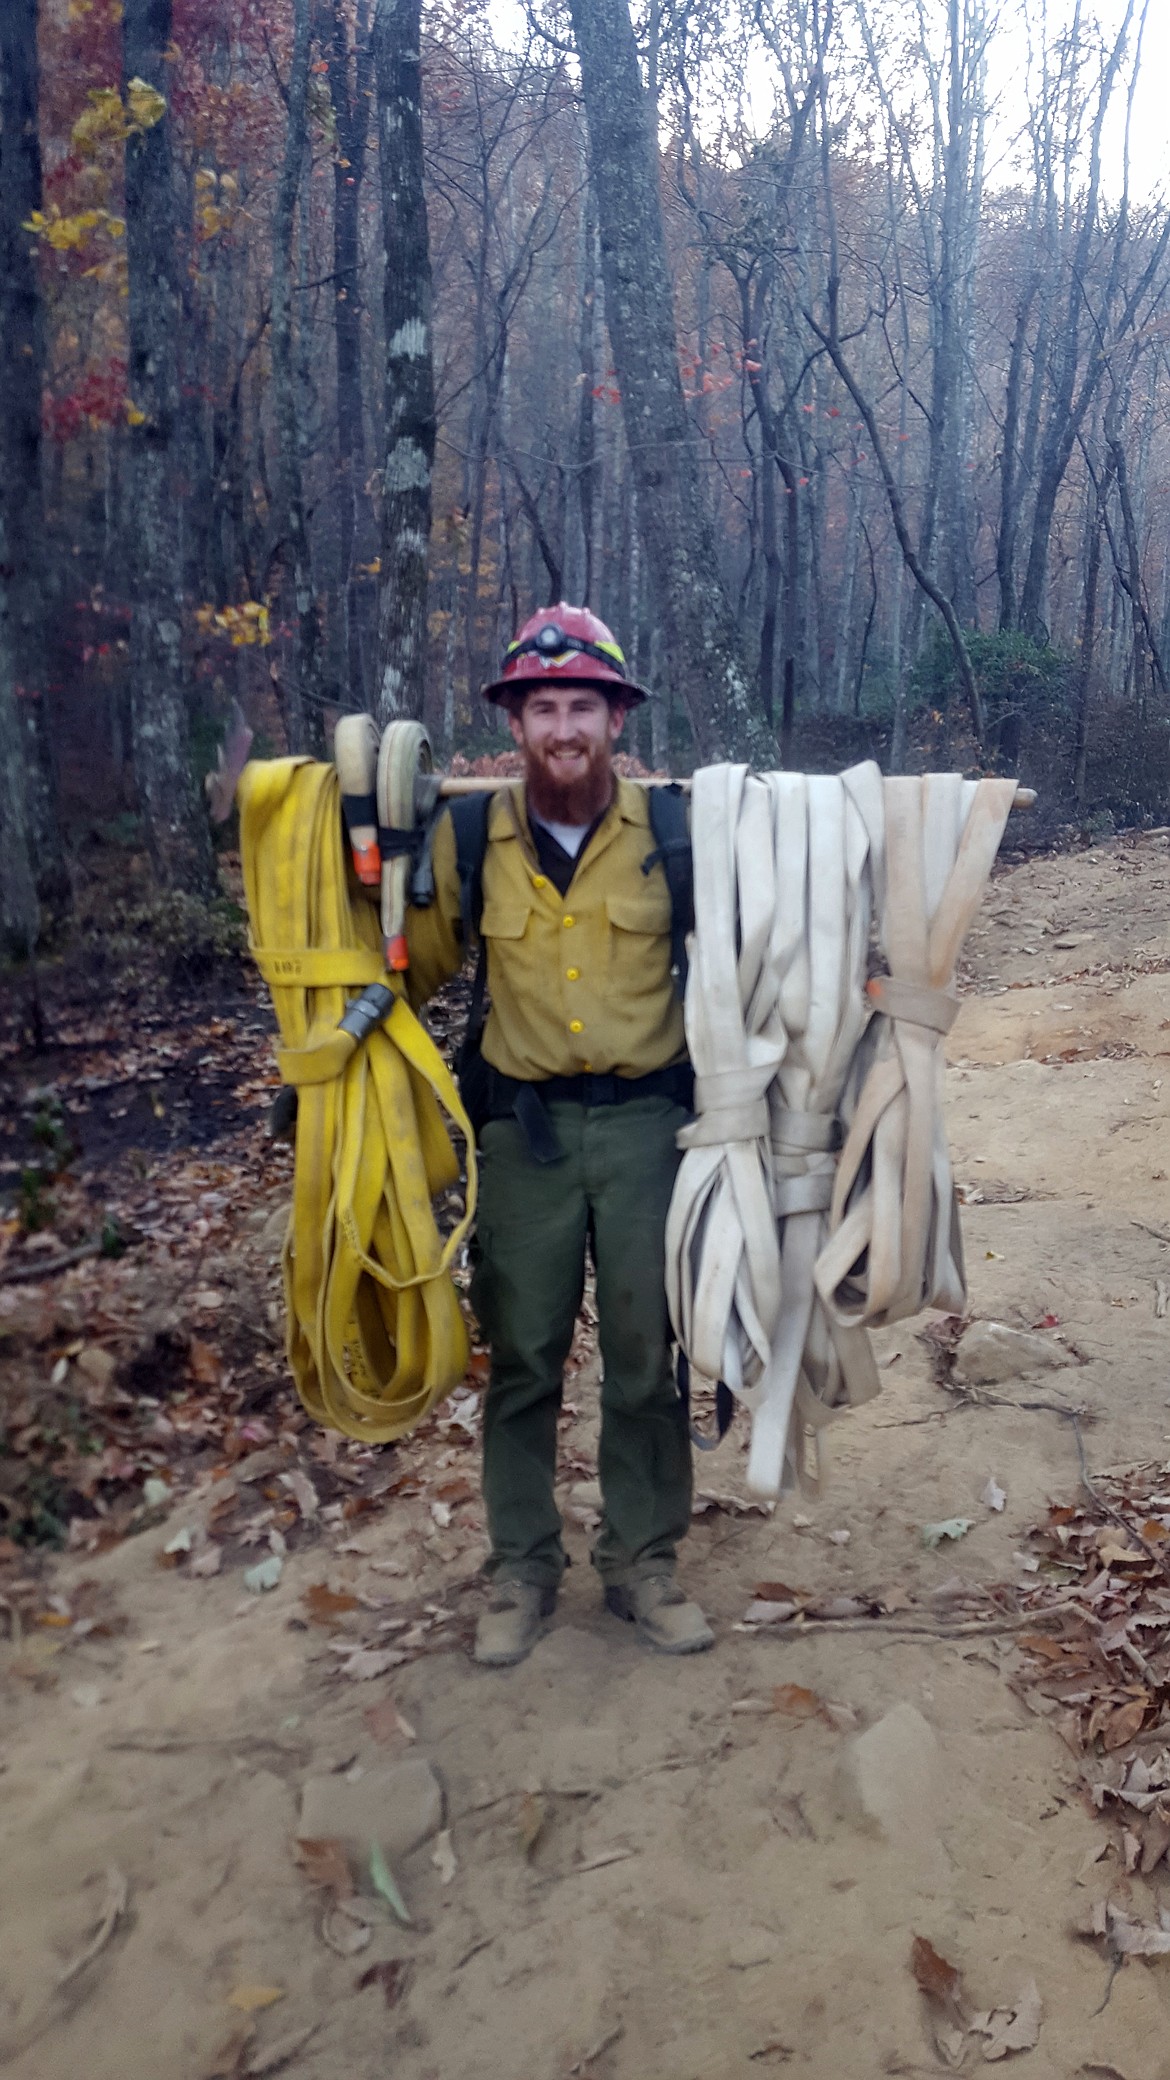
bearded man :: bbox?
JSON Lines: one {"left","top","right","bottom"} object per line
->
{"left": 404, "top": 605, "right": 713, "bottom": 1667}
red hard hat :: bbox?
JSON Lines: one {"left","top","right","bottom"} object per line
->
{"left": 481, "top": 603, "right": 652, "bottom": 706}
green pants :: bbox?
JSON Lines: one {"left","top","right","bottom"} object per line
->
{"left": 470, "top": 1095, "right": 692, "bottom": 1590}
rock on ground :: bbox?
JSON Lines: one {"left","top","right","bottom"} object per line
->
{"left": 836, "top": 1702, "right": 949, "bottom": 1892}
{"left": 297, "top": 1756, "right": 444, "bottom": 1864}
{"left": 953, "top": 1319, "right": 1076, "bottom": 1384}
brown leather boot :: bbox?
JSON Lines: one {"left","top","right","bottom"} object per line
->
{"left": 604, "top": 1572, "right": 714, "bottom": 1654}
{"left": 473, "top": 1580, "right": 556, "bottom": 1667}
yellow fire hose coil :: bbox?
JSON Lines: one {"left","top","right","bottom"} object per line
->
{"left": 237, "top": 755, "right": 477, "bottom": 1443}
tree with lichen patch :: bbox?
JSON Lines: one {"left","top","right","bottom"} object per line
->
{"left": 122, "top": 0, "right": 214, "bottom": 896}
{"left": 373, "top": 0, "right": 435, "bottom": 722}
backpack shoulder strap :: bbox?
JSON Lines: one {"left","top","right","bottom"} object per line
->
{"left": 447, "top": 791, "right": 492, "bottom": 945}
{"left": 643, "top": 783, "right": 694, "bottom": 999}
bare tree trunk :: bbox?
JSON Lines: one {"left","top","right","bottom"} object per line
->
{"left": 1103, "top": 380, "right": 1169, "bottom": 704}
{"left": 0, "top": 0, "right": 67, "bottom": 925}
{"left": 1018, "top": 5, "right": 1150, "bottom": 637}
{"left": 626, "top": 464, "right": 640, "bottom": 661}
{"left": 440, "top": 571, "right": 458, "bottom": 750}
{"left": 996, "top": 276, "right": 1038, "bottom": 629}
{"left": 758, "top": 431, "right": 780, "bottom": 730}
{"left": 327, "top": 0, "right": 373, "bottom": 708}
{"left": 271, "top": 0, "right": 324, "bottom": 753}
{"left": 374, "top": 0, "right": 434, "bottom": 722}
{"left": 929, "top": 0, "right": 984, "bottom": 623}
{"left": 566, "top": 179, "right": 598, "bottom": 605}
{"left": 888, "top": 534, "right": 908, "bottom": 765}
{"left": 649, "top": 620, "right": 668, "bottom": 767}
{"left": 737, "top": 265, "right": 791, "bottom": 737}
{"left": 854, "top": 0, "right": 986, "bottom": 652}
{"left": 590, "top": 349, "right": 609, "bottom": 618}
{"left": 566, "top": 0, "right": 767, "bottom": 762}
{"left": 779, "top": 425, "right": 801, "bottom": 762}
{"left": 808, "top": 24, "right": 984, "bottom": 744}
{"left": 883, "top": 154, "right": 912, "bottom": 767}
{"left": 462, "top": 373, "right": 494, "bottom": 704}
{"left": 122, "top": 0, "right": 214, "bottom": 895}
{"left": 0, "top": 522, "right": 37, "bottom": 957}
{"left": 1073, "top": 469, "right": 1108, "bottom": 805}
{"left": 834, "top": 476, "right": 861, "bottom": 713}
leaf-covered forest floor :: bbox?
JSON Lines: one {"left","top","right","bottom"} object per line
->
{"left": 7, "top": 830, "right": 1170, "bottom": 2076}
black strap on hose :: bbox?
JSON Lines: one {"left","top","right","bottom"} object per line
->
{"left": 341, "top": 791, "right": 377, "bottom": 830}
{"left": 676, "top": 1349, "right": 735, "bottom": 1452}
{"left": 378, "top": 825, "right": 420, "bottom": 859}
{"left": 341, "top": 791, "right": 422, "bottom": 868}
{"left": 643, "top": 785, "right": 693, "bottom": 999}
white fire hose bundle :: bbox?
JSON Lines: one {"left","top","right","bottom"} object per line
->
{"left": 666, "top": 762, "right": 1017, "bottom": 1499}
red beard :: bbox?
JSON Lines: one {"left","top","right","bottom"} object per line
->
{"left": 524, "top": 739, "right": 615, "bottom": 825}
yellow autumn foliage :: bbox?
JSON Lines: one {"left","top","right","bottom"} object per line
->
{"left": 71, "top": 88, "right": 126, "bottom": 160}
{"left": 24, "top": 206, "right": 125, "bottom": 253}
{"left": 69, "top": 79, "right": 167, "bottom": 164}
{"left": 194, "top": 602, "right": 271, "bottom": 648}
{"left": 193, "top": 169, "right": 239, "bottom": 243}
{"left": 125, "top": 78, "right": 167, "bottom": 132}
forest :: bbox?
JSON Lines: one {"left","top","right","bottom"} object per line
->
{"left": 2, "top": 0, "right": 1169, "bottom": 952}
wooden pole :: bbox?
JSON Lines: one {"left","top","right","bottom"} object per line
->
{"left": 435, "top": 775, "right": 1038, "bottom": 810}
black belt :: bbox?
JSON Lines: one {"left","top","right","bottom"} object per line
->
{"left": 484, "top": 1061, "right": 693, "bottom": 1164}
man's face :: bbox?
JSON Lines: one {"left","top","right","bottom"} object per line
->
{"left": 506, "top": 682, "right": 626, "bottom": 822}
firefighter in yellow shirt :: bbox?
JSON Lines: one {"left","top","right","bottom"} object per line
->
{"left": 406, "top": 605, "right": 713, "bottom": 1666}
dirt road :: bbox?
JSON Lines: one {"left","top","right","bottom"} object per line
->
{"left": 6, "top": 832, "right": 1170, "bottom": 2079}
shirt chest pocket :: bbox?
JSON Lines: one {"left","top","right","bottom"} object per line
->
{"left": 605, "top": 889, "right": 673, "bottom": 991}
{"left": 479, "top": 898, "right": 532, "bottom": 944}
{"left": 606, "top": 891, "right": 672, "bottom": 936}
{"left": 478, "top": 899, "right": 533, "bottom": 994}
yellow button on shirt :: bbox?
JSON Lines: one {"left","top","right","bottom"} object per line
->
{"left": 404, "top": 780, "right": 686, "bottom": 1082}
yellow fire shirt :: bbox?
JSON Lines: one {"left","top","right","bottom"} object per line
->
{"left": 405, "top": 780, "right": 687, "bottom": 1081}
